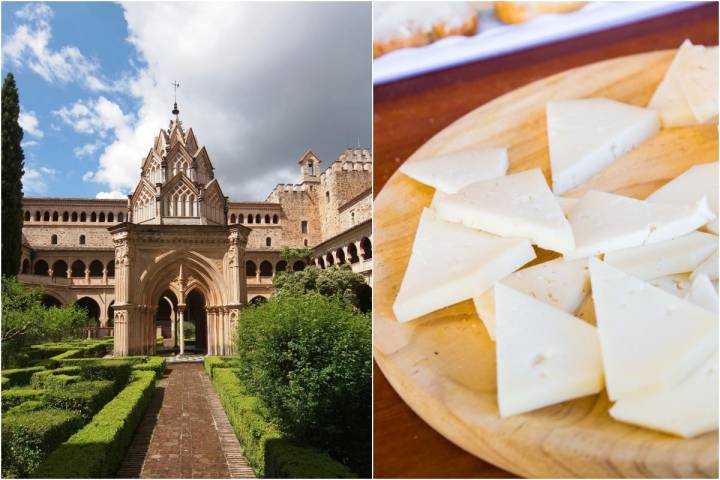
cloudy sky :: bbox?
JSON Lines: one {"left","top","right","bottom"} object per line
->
{"left": 1, "top": 2, "right": 371, "bottom": 200}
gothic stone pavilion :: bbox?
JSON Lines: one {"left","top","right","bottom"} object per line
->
{"left": 18, "top": 107, "right": 372, "bottom": 356}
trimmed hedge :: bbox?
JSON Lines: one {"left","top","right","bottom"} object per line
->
{"left": 43, "top": 380, "right": 115, "bottom": 420}
{"left": 2, "top": 366, "right": 45, "bottom": 387}
{"left": 210, "top": 367, "right": 354, "bottom": 478}
{"left": 60, "top": 358, "right": 134, "bottom": 390}
{"left": 33, "top": 370, "right": 157, "bottom": 478}
{"left": 131, "top": 356, "right": 166, "bottom": 378}
{"left": 204, "top": 356, "right": 240, "bottom": 379}
{"left": 2, "top": 409, "right": 84, "bottom": 478}
{"left": 2, "top": 388, "right": 45, "bottom": 412}
{"left": 30, "top": 367, "right": 82, "bottom": 389}
{"left": 6, "top": 400, "right": 44, "bottom": 415}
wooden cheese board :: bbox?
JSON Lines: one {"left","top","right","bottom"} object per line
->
{"left": 373, "top": 49, "right": 718, "bottom": 478}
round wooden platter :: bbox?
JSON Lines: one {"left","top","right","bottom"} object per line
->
{"left": 373, "top": 49, "right": 719, "bottom": 478}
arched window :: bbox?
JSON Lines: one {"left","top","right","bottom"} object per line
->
{"left": 325, "top": 253, "right": 334, "bottom": 266}
{"left": 51, "top": 211, "right": 58, "bottom": 222}
{"left": 51, "top": 234, "right": 58, "bottom": 245}
{"left": 80, "top": 212, "right": 87, "bottom": 222}
{"left": 246, "top": 261, "right": 257, "bottom": 277}
{"left": 24, "top": 211, "right": 30, "bottom": 221}
{"left": 91, "top": 212, "right": 97, "bottom": 222}
{"left": 44, "top": 211, "right": 50, "bottom": 221}
{"left": 304, "top": 239, "right": 308, "bottom": 247}
{"left": 117, "top": 212, "right": 124, "bottom": 222}
{"left": 318, "top": 257, "right": 325, "bottom": 269}
{"left": 276, "top": 260, "right": 287, "bottom": 272}
{"left": 255, "top": 214, "right": 261, "bottom": 224}
{"left": 272, "top": 214, "right": 279, "bottom": 224}
{"left": 360, "top": 237, "right": 372, "bottom": 259}
{"left": 247, "top": 215, "right": 253, "bottom": 224}
{"left": 266, "top": 237, "right": 272, "bottom": 247}
{"left": 347, "top": 243, "right": 360, "bottom": 263}
{"left": 62, "top": 211, "right": 68, "bottom": 222}
{"left": 89, "top": 260, "right": 104, "bottom": 277}
{"left": 259, "top": 261, "right": 273, "bottom": 277}
{"left": 79, "top": 235, "right": 86, "bottom": 245}
{"left": 52, "top": 260, "right": 67, "bottom": 278}
{"left": 34, "top": 260, "right": 49, "bottom": 276}
{"left": 99, "top": 212, "right": 105, "bottom": 222}
{"left": 108, "top": 212, "right": 114, "bottom": 222}
{"left": 106, "top": 260, "right": 115, "bottom": 277}
{"left": 325, "top": 191, "right": 330, "bottom": 203}
{"left": 264, "top": 214, "right": 271, "bottom": 224}
{"left": 71, "top": 260, "right": 85, "bottom": 277}
{"left": 238, "top": 214, "right": 244, "bottom": 223}
{"left": 336, "top": 248, "right": 346, "bottom": 264}
{"left": 71, "top": 212, "right": 78, "bottom": 222}
{"left": 229, "top": 214, "right": 236, "bottom": 223}
{"left": 293, "top": 260, "right": 306, "bottom": 271}
{"left": 35, "top": 211, "right": 40, "bottom": 221}
{"left": 21, "top": 258, "right": 30, "bottom": 273}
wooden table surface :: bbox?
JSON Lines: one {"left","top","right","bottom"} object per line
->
{"left": 372, "top": 4, "right": 719, "bottom": 478}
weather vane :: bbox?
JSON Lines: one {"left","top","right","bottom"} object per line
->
{"left": 171, "top": 81, "right": 180, "bottom": 115}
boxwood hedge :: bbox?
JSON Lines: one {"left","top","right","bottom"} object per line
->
{"left": 33, "top": 370, "right": 156, "bottom": 478}
{"left": 2, "top": 366, "right": 45, "bottom": 387}
{"left": 210, "top": 367, "right": 354, "bottom": 478}
{"left": 2, "top": 388, "right": 45, "bottom": 413}
{"left": 131, "top": 356, "right": 166, "bottom": 378}
{"left": 30, "top": 367, "right": 82, "bottom": 389}
{"left": 2, "top": 409, "right": 84, "bottom": 478}
{"left": 42, "top": 380, "right": 115, "bottom": 420}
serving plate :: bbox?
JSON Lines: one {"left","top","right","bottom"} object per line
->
{"left": 373, "top": 49, "right": 718, "bottom": 478}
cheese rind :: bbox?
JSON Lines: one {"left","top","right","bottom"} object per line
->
{"left": 646, "top": 162, "right": 719, "bottom": 235}
{"left": 400, "top": 148, "right": 509, "bottom": 194}
{"left": 495, "top": 283, "right": 603, "bottom": 417}
{"left": 603, "top": 231, "right": 718, "bottom": 280}
{"left": 589, "top": 258, "right": 717, "bottom": 401}
{"left": 686, "top": 273, "right": 719, "bottom": 313}
{"left": 393, "top": 208, "right": 536, "bottom": 323}
{"left": 546, "top": 98, "right": 660, "bottom": 194}
{"left": 564, "top": 190, "right": 715, "bottom": 260}
{"left": 610, "top": 352, "right": 718, "bottom": 438}
{"left": 473, "top": 257, "right": 590, "bottom": 341}
{"left": 435, "top": 168, "right": 574, "bottom": 253}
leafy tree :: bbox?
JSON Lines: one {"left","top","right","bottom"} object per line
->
{"left": 273, "top": 265, "right": 367, "bottom": 308}
{"left": 235, "top": 293, "right": 371, "bottom": 477}
{"left": 279, "top": 246, "right": 313, "bottom": 260}
{"left": 2, "top": 73, "right": 25, "bottom": 276}
{"left": 2, "top": 277, "right": 90, "bottom": 366}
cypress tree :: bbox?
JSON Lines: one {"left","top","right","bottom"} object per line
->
{"left": 2, "top": 73, "right": 25, "bottom": 276}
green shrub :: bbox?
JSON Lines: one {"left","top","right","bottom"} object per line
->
{"left": 2, "top": 376, "right": 9, "bottom": 387}
{"left": 204, "top": 356, "right": 240, "bottom": 379}
{"left": 33, "top": 370, "right": 156, "bottom": 478}
{"left": 49, "top": 348, "right": 82, "bottom": 364}
{"left": 30, "top": 366, "right": 82, "bottom": 389}
{"left": 2, "top": 388, "right": 45, "bottom": 412}
{"left": 2, "top": 366, "right": 45, "bottom": 387}
{"left": 132, "top": 356, "right": 166, "bottom": 378}
{"left": 210, "top": 367, "right": 354, "bottom": 478}
{"left": 6, "top": 400, "right": 44, "bottom": 415}
{"left": 1, "top": 409, "right": 84, "bottom": 478}
{"left": 235, "top": 293, "right": 371, "bottom": 476}
{"left": 60, "top": 358, "right": 134, "bottom": 389}
{"left": 42, "top": 380, "right": 115, "bottom": 420}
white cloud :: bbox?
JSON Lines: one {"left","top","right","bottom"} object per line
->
{"left": 2, "top": 3, "right": 122, "bottom": 92}
{"left": 19, "top": 111, "right": 43, "bottom": 138}
{"left": 82, "top": 171, "right": 95, "bottom": 182}
{"left": 23, "top": 165, "right": 57, "bottom": 195}
{"left": 96, "top": 190, "right": 127, "bottom": 199}
{"left": 21, "top": 140, "right": 39, "bottom": 148}
{"left": 53, "top": 97, "right": 132, "bottom": 138}
{"left": 82, "top": 2, "right": 370, "bottom": 200}
{"left": 74, "top": 141, "right": 103, "bottom": 158}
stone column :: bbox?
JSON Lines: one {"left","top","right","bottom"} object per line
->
{"left": 170, "top": 307, "right": 176, "bottom": 348}
{"left": 84, "top": 268, "right": 90, "bottom": 284}
{"left": 178, "top": 305, "right": 186, "bottom": 355}
{"left": 207, "top": 308, "right": 216, "bottom": 356}
{"left": 102, "top": 267, "right": 108, "bottom": 285}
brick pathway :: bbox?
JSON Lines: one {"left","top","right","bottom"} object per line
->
{"left": 117, "top": 363, "right": 255, "bottom": 478}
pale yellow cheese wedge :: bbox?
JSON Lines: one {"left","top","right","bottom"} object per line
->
{"left": 686, "top": 273, "right": 719, "bottom": 313}
{"left": 648, "top": 39, "right": 699, "bottom": 127}
{"left": 610, "top": 352, "right": 718, "bottom": 438}
{"left": 649, "top": 273, "right": 691, "bottom": 298}
{"left": 495, "top": 283, "right": 603, "bottom": 417}
{"left": 435, "top": 168, "right": 574, "bottom": 253}
{"left": 678, "top": 45, "right": 719, "bottom": 124}
{"left": 691, "top": 250, "right": 719, "bottom": 281}
{"left": 473, "top": 257, "right": 589, "bottom": 341}
{"left": 589, "top": 258, "right": 717, "bottom": 401}
{"left": 393, "top": 208, "right": 535, "bottom": 322}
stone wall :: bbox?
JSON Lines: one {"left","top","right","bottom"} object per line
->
{"left": 23, "top": 225, "right": 116, "bottom": 249}
{"left": 318, "top": 160, "right": 372, "bottom": 241}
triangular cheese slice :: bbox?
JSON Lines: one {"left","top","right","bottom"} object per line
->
{"left": 495, "top": 283, "right": 603, "bottom": 417}
{"left": 400, "top": 148, "right": 508, "bottom": 194}
{"left": 546, "top": 98, "right": 659, "bottom": 194}
{"left": 434, "top": 168, "right": 574, "bottom": 253}
{"left": 393, "top": 208, "right": 535, "bottom": 323}
{"left": 686, "top": 273, "right": 719, "bottom": 313}
{"left": 474, "top": 258, "right": 590, "bottom": 341}
{"left": 678, "top": 45, "right": 719, "bottom": 124}
{"left": 646, "top": 162, "right": 719, "bottom": 234}
{"left": 648, "top": 39, "right": 701, "bottom": 127}
{"left": 649, "top": 273, "right": 691, "bottom": 298}
{"left": 589, "top": 258, "right": 717, "bottom": 401}
{"left": 556, "top": 196, "right": 580, "bottom": 217}
{"left": 603, "top": 231, "right": 718, "bottom": 280}
{"left": 610, "top": 352, "right": 718, "bottom": 438}
{"left": 564, "top": 190, "right": 715, "bottom": 260}
{"left": 691, "top": 250, "right": 719, "bottom": 281}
